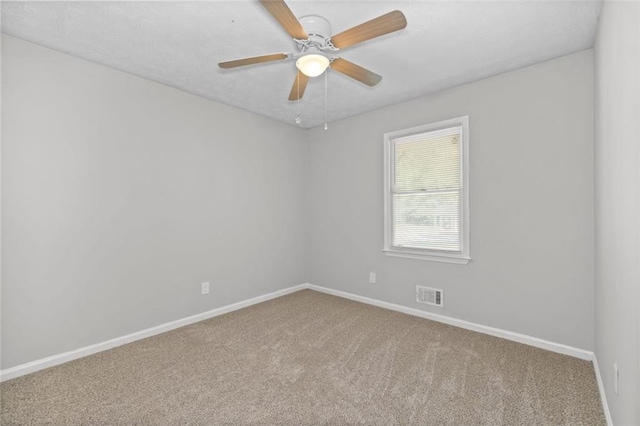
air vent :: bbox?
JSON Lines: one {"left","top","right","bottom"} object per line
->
{"left": 416, "top": 285, "right": 444, "bottom": 307}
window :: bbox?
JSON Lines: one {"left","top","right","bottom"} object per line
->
{"left": 383, "top": 116, "right": 470, "bottom": 264}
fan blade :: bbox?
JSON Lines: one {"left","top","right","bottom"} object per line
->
{"left": 330, "top": 58, "right": 382, "bottom": 86}
{"left": 218, "top": 53, "right": 288, "bottom": 69}
{"left": 330, "top": 10, "right": 407, "bottom": 49}
{"left": 259, "top": 0, "right": 308, "bottom": 40}
{"left": 288, "top": 71, "right": 309, "bottom": 101}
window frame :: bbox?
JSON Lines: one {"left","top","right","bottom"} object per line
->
{"left": 383, "top": 116, "right": 470, "bottom": 264}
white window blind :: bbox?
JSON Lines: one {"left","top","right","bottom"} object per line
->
{"left": 383, "top": 116, "right": 469, "bottom": 263}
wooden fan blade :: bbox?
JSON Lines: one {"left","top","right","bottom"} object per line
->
{"left": 288, "top": 71, "right": 309, "bottom": 101}
{"left": 330, "top": 58, "right": 382, "bottom": 86}
{"left": 330, "top": 10, "right": 407, "bottom": 49}
{"left": 259, "top": 0, "right": 308, "bottom": 40}
{"left": 218, "top": 53, "right": 288, "bottom": 69}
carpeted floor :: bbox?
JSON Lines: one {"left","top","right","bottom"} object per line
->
{"left": 1, "top": 289, "right": 605, "bottom": 425}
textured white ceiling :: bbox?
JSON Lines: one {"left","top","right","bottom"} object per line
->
{"left": 1, "top": 1, "right": 601, "bottom": 129}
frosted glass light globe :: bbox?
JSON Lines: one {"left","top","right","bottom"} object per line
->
{"left": 296, "top": 54, "right": 330, "bottom": 77}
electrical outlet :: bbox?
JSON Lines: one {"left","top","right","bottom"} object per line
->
{"left": 201, "top": 282, "right": 210, "bottom": 295}
{"left": 369, "top": 272, "right": 376, "bottom": 284}
{"left": 614, "top": 363, "right": 619, "bottom": 395}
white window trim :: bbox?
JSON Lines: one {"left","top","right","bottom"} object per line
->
{"left": 383, "top": 116, "right": 470, "bottom": 264}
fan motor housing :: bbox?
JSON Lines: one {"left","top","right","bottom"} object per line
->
{"left": 299, "top": 15, "right": 332, "bottom": 38}
{"left": 297, "top": 15, "right": 336, "bottom": 52}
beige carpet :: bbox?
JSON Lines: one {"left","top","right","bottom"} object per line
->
{"left": 1, "top": 290, "right": 605, "bottom": 425}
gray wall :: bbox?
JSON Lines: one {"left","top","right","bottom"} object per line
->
{"left": 594, "top": 1, "right": 639, "bottom": 424}
{"left": 1, "top": 36, "right": 307, "bottom": 369}
{"left": 307, "top": 51, "right": 595, "bottom": 351}
{"left": 1, "top": 35, "right": 601, "bottom": 373}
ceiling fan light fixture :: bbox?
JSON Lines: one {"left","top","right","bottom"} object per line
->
{"left": 296, "top": 53, "right": 330, "bottom": 77}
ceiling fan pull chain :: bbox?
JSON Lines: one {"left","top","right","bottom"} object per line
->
{"left": 324, "top": 71, "right": 328, "bottom": 130}
{"left": 295, "top": 72, "right": 302, "bottom": 125}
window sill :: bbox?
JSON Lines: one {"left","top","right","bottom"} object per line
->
{"left": 383, "top": 249, "right": 471, "bottom": 264}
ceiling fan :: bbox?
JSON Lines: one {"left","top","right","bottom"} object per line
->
{"left": 218, "top": 0, "right": 407, "bottom": 101}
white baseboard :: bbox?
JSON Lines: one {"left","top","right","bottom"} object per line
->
{"left": 0, "top": 284, "right": 306, "bottom": 382}
{"left": 592, "top": 355, "right": 613, "bottom": 426}
{"left": 1, "top": 282, "right": 599, "bottom": 387}
{"left": 305, "top": 283, "right": 594, "bottom": 361}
